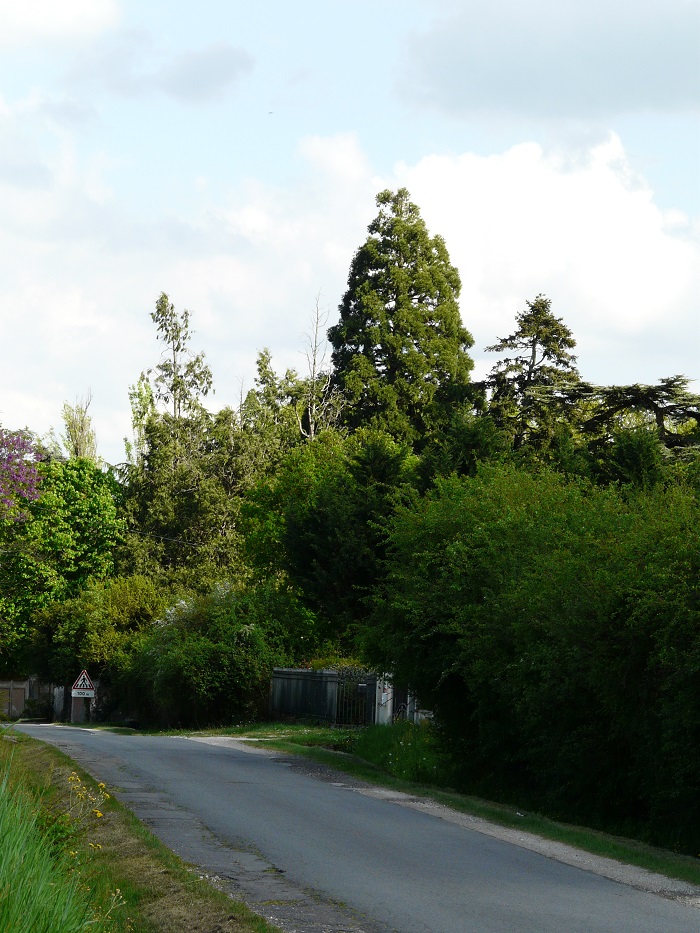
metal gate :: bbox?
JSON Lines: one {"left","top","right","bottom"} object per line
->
{"left": 336, "top": 673, "right": 376, "bottom": 726}
{"left": 270, "top": 669, "right": 377, "bottom": 725}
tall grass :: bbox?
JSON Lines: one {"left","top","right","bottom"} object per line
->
{"left": 0, "top": 766, "right": 109, "bottom": 933}
{"left": 350, "top": 720, "right": 446, "bottom": 784}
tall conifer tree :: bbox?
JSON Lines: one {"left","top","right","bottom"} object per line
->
{"left": 486, "top": 294, "right": 579, "bottom": 450}
{"left": 329, "top": 189, "right": 474, "bottom": 447}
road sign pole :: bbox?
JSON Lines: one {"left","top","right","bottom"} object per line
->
{"left": 70, "top": 671, "right": 95, "bottom": 723}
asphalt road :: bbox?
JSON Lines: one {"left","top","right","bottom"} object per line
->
{"left": 16, "top": 725, "right": 700, "bottom": 933}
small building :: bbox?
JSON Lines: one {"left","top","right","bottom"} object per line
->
{"left": 0, "top": 676, "right": 53, "bottom": 719}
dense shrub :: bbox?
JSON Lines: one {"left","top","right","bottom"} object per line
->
{"left": 120, "top": 582, "right": 314, "bottom": 727}
{"left": 365, "top": 465, "right": 700, "bottom": 851}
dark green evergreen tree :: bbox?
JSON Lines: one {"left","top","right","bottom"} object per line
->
{"left": 485, "top": 294, "right": 579, "bottom": 450}
{"left": 328, "top": 188, "right": 474, "bottom": 448}
{"left": 562, "top": 375, "right": 700, "bottom": 486}
{"left": 573, "top": 375, "right": 700, "bottom": 451}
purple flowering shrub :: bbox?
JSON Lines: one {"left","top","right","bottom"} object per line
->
{"left": 0, "top": 428, "right": 40, "bottom": 519}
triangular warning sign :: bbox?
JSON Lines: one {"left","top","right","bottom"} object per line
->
{"left": 72, "top": 670, "right": 94, "bottom": 690}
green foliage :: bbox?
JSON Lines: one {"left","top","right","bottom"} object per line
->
{"left": 123, "top": 583, "right": 300, "bottom": 726}
{"left": 593, "top": 426, "right": 671, "bottom": 487}
{"left": 365, "top": 465, "right": 700, "bottom": 851}
{"left": 417, "top": 407, "right": 511, "bottom": 486}
{"left": 485, "top": 294, "right": 579, "bottom": 452}
{"left": 30, "top": 575, "right": 166, "bottom": 687}
{"left": 575, "top": 375, "right": 700, "bottom": 452}
{"left": 350, "top": 721, "right": 444, "bottom": 784}
{"left": 118, "top": 408, "right": 244, "bottom": 586}
{"left": 238, "top": 348, "right": 306, "bottom": 458}
{"left": 147, "top": 292, "right": 213, "bottom": 419}
{"left": 119, "top": 294, "right": 240, "bottom": 585}
{"left": 124, "top": 374, "right": 155, "bottom": 465}
{"left": 561, "top": 376, "right": 700, "bottom": 484}
{"left": 60, "top": 391, "right": 99, "bottom": 462}
{"left": 243, "top": 428, "right": 418, "bottom": 640}
{"left": 329, "top": 188, "right": 474, "bottom": 447}
{"left": 119, "top": 349, "right": 311, "bottom": 587}
{"left": 0, "top": 459, "right": 123, "bottom": 675}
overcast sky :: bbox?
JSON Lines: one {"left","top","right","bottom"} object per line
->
{"left": 1, "top": 0, "right": 698, "bottom": 465}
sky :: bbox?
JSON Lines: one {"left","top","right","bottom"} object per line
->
{"left": 0, "top": 0, "right": 698, "bottom": 466}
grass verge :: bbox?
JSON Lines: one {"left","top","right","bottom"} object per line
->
{"left": 0, "top": 766, "right": 114, "bottom": 933}
{"left": 0, "top": 727, "right": 280, "bottom": 933}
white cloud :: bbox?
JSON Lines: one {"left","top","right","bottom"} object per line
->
{"left": 399, "top": 0, "right": 700, "bottom": 118}
{"left": 67, "top": 32, "right": 254, "bottom": 103}
{"left": 391, "top": 134, "right": 699, "bottom": 384}
{"left": 0, "top": 0, "right": 118, "bottom": 46}
{"left": 0, "top": 128, "right": 697, "bottom": 465}
{"left": 299, "top": 134, "right": 373, "bottom": 184}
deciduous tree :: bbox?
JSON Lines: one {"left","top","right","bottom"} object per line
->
{"left": 0, "top": 428, "right": 40, "bottom": 520}
{"left": 0, "top": 458, "right": 122, "bottom": 674}
{"left": 294, "top": 297, "right": 343, "bottom": 440}
{"left": 146, "top": 292, "right": 213, "bottom": 419}
{"left": 117, "top": 407, "right": 243, "bottom": 586}
{"left": 60, "top": 390, "right": 99, "bottom": 461}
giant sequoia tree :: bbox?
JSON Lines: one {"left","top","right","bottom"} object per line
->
{"left": 329, "top": 189, "right": 474, "bottom": 447}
